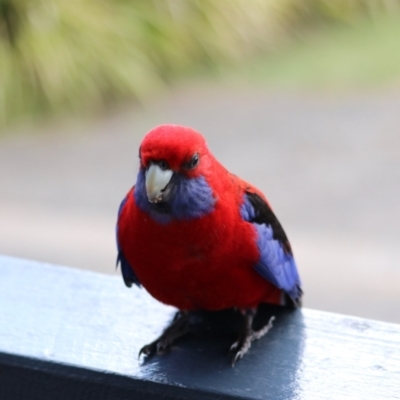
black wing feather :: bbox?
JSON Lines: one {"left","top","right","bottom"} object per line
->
{"left": 116, "top": 251, "right": 141, "bottom": 288}
{"left": 246, "top": 191, "right": 292, "bottom": 255}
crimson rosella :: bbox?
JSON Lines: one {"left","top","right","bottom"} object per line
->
{"left": 116, "top": 124, "right": 302, "bottom": 364}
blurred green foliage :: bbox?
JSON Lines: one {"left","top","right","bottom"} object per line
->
{"left": 227, "top": 9, "right": 400, "bottom": 89}
{"left": 0, "top": 0, "right": 399, "bottom": 127}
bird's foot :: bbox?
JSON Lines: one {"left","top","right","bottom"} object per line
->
{"left": 139, "top": 311, "right": 190, "bottom": 359}
{"left": 230, "top": 311, "right": 275, "bottom": 366}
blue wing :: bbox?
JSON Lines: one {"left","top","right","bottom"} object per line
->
{"left": 116, "top": 194, "right": 141, "bottom": 288}
{"left": 241, "top": 192, "right": 302, "bottom": 305}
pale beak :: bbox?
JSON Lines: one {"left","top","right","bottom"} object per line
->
{"left": 145, "top": 163, "right": 173, "bottom": 203}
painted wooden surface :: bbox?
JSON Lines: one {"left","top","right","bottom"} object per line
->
{"left": 0, "top": 255, "right": 399, "bottom": 400}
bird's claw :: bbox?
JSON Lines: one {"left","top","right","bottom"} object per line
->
{"left": 138, "top": 338, "right": 172, "bottom": 359}
{"left": 138, "top": 311, "right": 190, "bottom": 360}
{"left": 230, "top": 336, "right": 252, "bottom": 366}
{"left": 229, "top": 340, "right": 239, "bottom": 352}
{"left": 232, "top": 350, "right": 245, "bottom": 366}
{"left": 138, "top": 343, "right": 155, "bottom": 359}
{"left": 230, "top": 314, "right": 275, "bottom": 366}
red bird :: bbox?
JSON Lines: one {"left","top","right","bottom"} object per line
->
{"left": 116, "top": 124, "right": 302, "bottom": 364}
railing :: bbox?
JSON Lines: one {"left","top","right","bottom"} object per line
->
{"left": 0, "top": 255, "right": 399, "bottom": 400}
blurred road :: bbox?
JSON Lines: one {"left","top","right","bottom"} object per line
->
{"left": 1, "top": 84, "right": 399, "bottom": 323}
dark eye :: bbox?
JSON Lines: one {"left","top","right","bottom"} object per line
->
{"left": 185, "top": 153, "right": 200, "bottom": 170}
{"left": 158, "top": 160, "right": 169, "bottom": 171}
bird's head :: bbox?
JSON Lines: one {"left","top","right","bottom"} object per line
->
{"left": 134, "top": 124, "right": 216, "bottom": 222}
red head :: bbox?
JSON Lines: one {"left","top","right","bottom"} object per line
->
{"left": 140, "top": 124, "right": 210, "bottom": 178}
{"left": 138, "top": 124, "right": 215, "bottom": 204}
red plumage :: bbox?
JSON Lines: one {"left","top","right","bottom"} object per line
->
{"left": 117, "top": 125, "right": 284, "bottom": 311}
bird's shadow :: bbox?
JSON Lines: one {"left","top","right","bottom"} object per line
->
{"left": 139, "top": 303, "right": 304, "bottom": 366}
{"left": 136, "top": 304, "right": 305, "bottom": 400}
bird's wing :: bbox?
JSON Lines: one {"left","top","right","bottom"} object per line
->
{"left": 116, "top": 192, "right": 141, "bottom": 288}
{"left": 242, "top": 191, "right": 302, "bottom": 306}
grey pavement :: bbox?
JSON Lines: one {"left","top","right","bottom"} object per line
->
{"left": 1, "top": 83, "right": 399, "bottom": 323}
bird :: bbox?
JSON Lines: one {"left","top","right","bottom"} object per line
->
{"left": 116, "top": 124, "right": 302, "bottom": 365}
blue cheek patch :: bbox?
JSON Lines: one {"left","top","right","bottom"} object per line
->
{"left": 169, "top": 174, "right": 215, "bottom": 219}
{"left": 134, "top": 169, "right": 215, "bottom": 223}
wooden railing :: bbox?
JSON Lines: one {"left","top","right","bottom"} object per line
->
{"left": 0, "top": 255, "right": 399, "bottom": 399}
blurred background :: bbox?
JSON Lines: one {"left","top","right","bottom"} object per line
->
{"left": 0, "top": 0, "right": 399, "bottom": 323}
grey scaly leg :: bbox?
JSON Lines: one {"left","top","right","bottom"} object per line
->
{"left": 230, "top": 309, "right": 275, "bottom": 366}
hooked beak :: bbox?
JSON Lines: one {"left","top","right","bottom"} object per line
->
{"left": 145, "top": 163, "right": 173, "bottom": 203}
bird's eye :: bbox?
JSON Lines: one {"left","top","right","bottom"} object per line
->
{"left": 185, "top": 153, "right": 200, "bottom": 170}
{"left": 158, "top": 160, "right": 169, "bottom": 171}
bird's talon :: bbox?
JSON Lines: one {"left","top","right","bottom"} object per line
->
{"left": 138, "top": 348, "right": 146, "bottom": 358}
{"left": 229, "top": 341, "right": 239, "bottom": 352}
{"left": 232, "top": 351, "right": 243, "bottom": 367}
{"left": 138, "top": 344, "right": 154, "bottom": 359}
